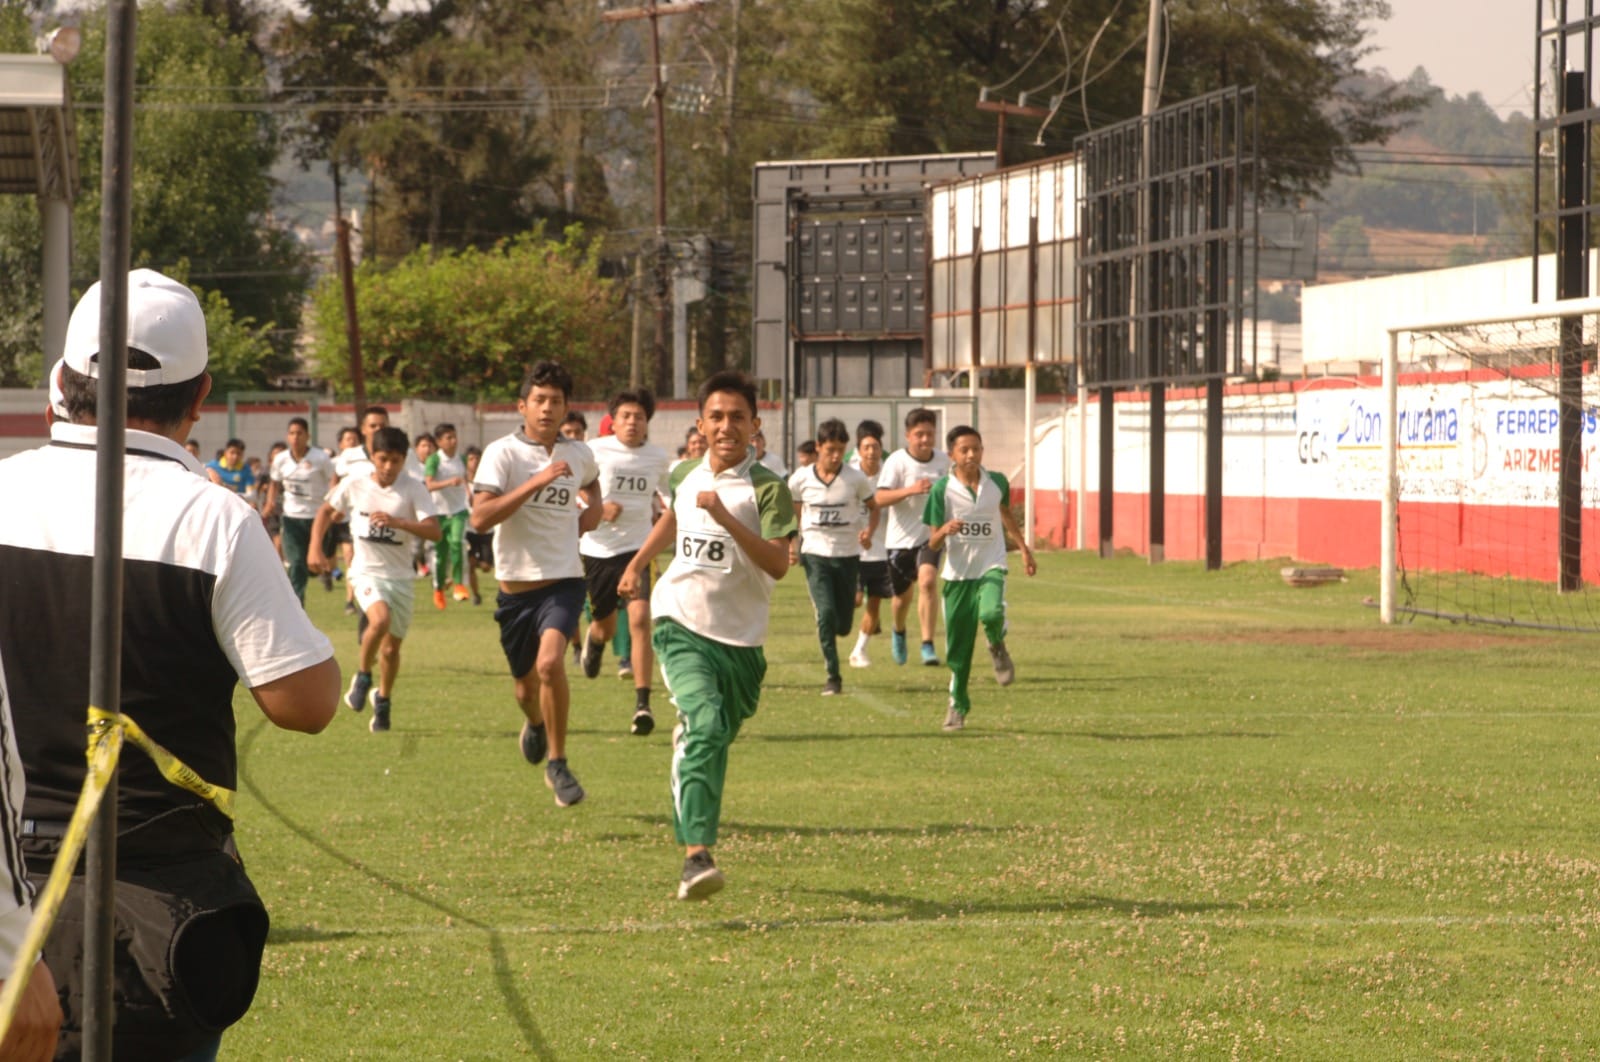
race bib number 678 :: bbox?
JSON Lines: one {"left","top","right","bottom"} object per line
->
{"left": 680, "top": 529, "right": 733, "bottom": 572}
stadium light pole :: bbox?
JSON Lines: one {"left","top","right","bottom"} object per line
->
{"left": 86, "top": 1, "right": 137, "bottom": 1057}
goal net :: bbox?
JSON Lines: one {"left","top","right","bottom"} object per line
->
{"left": 1382, "top": 299, "right": 1600, "bottom": 631}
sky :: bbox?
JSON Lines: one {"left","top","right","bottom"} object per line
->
{"left": 1363, "top": 1, "right": 1538, "bottom": 116}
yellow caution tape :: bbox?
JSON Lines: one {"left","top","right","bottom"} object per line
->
{"left": 0, "top": 705, "right": 236, "bottom": 1041}
{"left": 86, "top": 707, "right": 236, "bottom": 821}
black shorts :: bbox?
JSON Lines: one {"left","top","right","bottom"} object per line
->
{"left": 325, "top": 519, "right": 352, "bottom": 549}
{"left": 886, "top": 546, "right": 942, "bottom": 596}
{"left": 494, "top": 578, "right": 586, "bottom": 678}
{"left": 465, "top": 530, "right": 494, "bottom": 568}
{"left": 858, "top": 559, "right": 893, "bottom": 599}
{"left": 583, "top": 551, "right": 650, "bottom": 622}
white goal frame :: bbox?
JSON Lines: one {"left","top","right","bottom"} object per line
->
{"left": 1381, "top": 295, "right": 1600, "bottom": 623}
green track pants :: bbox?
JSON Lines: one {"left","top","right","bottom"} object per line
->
{"left": 942, "top": 568, "right": 1007, "bottom": 716}
{"left": 655, "top": 619, "right": 767, "bottom": 847}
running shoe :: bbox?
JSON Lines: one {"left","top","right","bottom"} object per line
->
{"left": 942, "top": 702, "right": 965, "bottom": 731}
{"left": 344, "top": 671, "right": 372, "bottom": 713}
{"left": 369, "top": 692, "right": 391, "bottom": 732}
{"left": 432, "top": 588, "right": 447, "bottom": 611}
{"left": 678, "top": 850, "right": 725, "bottom": 901}
{"left": 848, "top": 647, "right": 870, "bottom": 669}
{"left": 617, "top": 657, "right": 634, "bottom": 679}
{"left": 891, "top": 629, "right": 908, "bottom": 665}
{"left": 821, "top": 677, "right": 843, "bottom": 697}
{"left": 581, "top": 635, "right": 604, "bottom": 679}
{"left": 471, "top": 590, "right": 482, "bottom": 606}
{"left": 343, "top": 600, "right": 358, "bottom": 616}
{"left": 451, "top": 584, "right": 471, "bottom": 602}
{"left": 519, "top": 720, "right": 548, "bottom": 765}
{"left": 545, "top": 758, "right": 585, "bottom": 807}
{"left": 989, "top": 641, "right": 1015, "bottom": 686}
{"left": 631, "top": 707, "right": 655, "bottom": 737}
{"left": 920, "top": 642, "right": 940, "bottom": 667}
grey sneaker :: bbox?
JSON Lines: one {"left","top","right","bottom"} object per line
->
{"left": 821, "top": 676, "right": 843, "bottom": 697}
{"left": 344, "top": 671, "right": 372, "bottom": 713}
{"left": 545, "top": 758, "right": 585, "bottom": 807}
{"left": 678, "top": 850, "right": 725, "bottom": 901}
{"left": 368, "top": 692, "right": 391, "bottom": 732}
{"left": 617, "top": 658, "right": 634, "bottom": 679}
{"left": 989, "top": 641, "right": 1015, "bottom": 686}
{"left": 580, "top": 635, "right": 604, "bottom": 679}
{"left": 942, "top": 702, "right": 965, "bottom": 731}
{"left": 630, "top": 708, "right": 655, "bottom": 736}
{"left": 519, "top": 721, "right": 548, "bottom": 765}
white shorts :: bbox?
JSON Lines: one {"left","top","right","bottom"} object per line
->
{"left": 352, "top": 576, "right": 415, "bottom": 639}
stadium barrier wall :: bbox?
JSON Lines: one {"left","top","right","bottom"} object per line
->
{"left": 1030, "top": 371, "right": 1600, "bottom": 579}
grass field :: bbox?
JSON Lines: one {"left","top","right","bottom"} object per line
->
{"left": 219, "top": 553, "right": 1600, "bottom": 1058}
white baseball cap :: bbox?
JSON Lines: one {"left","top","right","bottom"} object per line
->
{"left": 62, "top": 269, "right": 208, "bottom": 387}
{"left": 47, "top": 359, "right": 67, "bottom": 418}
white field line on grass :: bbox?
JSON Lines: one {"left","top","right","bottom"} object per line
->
{"left": 846, "top": 687, "right": 910, "bottom": 717}
{"left": 272, "top": 909, "right": 1587, "bottom": 941}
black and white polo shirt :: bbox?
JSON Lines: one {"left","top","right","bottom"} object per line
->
{"left": 0, "top": 423, "right": 333, "bottom": 833}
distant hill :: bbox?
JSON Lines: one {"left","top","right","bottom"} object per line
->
{"left": 1314, "top": 68, "right": 1532, "bottom": 280}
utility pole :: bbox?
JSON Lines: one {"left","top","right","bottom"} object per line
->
{"left": 336, "top": 217, "right": 367, "bottom": 413}
{"left": 975, "top": 88, "right": 1050, "bottom": 168}
{"left": 603, "top": 0, "right": 707, "bottom": 397}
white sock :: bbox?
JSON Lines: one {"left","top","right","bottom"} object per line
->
{"left": 854, "top": 631, "right": 870, "bottom": 654}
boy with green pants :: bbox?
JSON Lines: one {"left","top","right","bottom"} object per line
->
{"left": 619, "top": 370, "right": 796, "bottom": 900}
{"left": 424, "top": 422, "right": 472, "bottom": 609}
{"left": 924, "top": 424, "right": 1037, "bottom": 731}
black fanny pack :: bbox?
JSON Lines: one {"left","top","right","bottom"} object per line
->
{"left": 23, "top": 808, "right": 269, "bottom": 1061}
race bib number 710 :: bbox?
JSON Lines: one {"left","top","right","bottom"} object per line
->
{"left": 679, "top": 529, "right": 733, "bottom": 572}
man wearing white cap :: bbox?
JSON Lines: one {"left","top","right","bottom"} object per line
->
{"left": 0, "top": 269, "right": 340, "bottom": 1059}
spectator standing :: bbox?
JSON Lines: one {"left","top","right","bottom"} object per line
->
{"left": 0, "top": 269, "right": 339, "bottom": 1057}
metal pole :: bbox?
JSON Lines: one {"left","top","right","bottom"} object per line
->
{"left": 87, "top": 2, "right": 137, "bottom": 1057}
{"left": 1380, "top": 327, "right": 1398, "bottom": 623}
{"left": 630, "top": 251, "right": 645, "bottom": 389}
{"left": 41, "top": 197, "right": 71, "bottom": 375}
{"left": 650, "top": 2, "right": 672, "bottom": 397}
{"left": 1142, "top": 0, "right": 1165, "bottom": 565}
{"left": 1098, "top": 386, "right": 1115, "bottom": 557}
{"left": 1557, "top": 69, "right": 1587, "bottom": 591}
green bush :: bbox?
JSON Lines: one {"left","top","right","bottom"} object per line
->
{"left": 310, "top": 226, "right": 629, "bottom": 400}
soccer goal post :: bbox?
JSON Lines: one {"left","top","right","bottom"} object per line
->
{"left": 1382, "top": 296, "right": 1600, "bottom": 628}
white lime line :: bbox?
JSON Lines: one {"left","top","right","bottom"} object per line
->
{"left": 847, "top": 686, "right": 911, "bottom": 717}
{"left": 272, "top": 909, "right": 1584, "bottom": 942}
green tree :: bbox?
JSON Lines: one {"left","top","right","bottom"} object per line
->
{"left": 308, "top": 226, "right": 628, "bottom": 400}
{"left": 71, "top": 5, "right": 310, "bottom": 367}
{"left": 272, "top": 0, "right": 394, "bottom": 226}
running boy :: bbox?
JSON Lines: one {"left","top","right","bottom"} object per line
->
{"left": 787, "top": 418, "right": 876, "bottom": 696}
{"left": 874, "top": 408, "right": 950, "bottom": 666}
{"left": 617, "top": 370, "right": 795, "bottom": 900}
{"left": 923, "top": 425, "right": 1036, "bottom": 731}
{"left": 424, "top": 422, "right": 473, "bottom": 609}
{"left": 579, "top": 389, "right": 673, "bottom": 736}
{"left": 309, "top": 427, "right": 441, "bottom": 733}
{"left": 471, "top": 361, "right": 602, "bottom": 808}
{"left": 848, "top": 420, "right": 891, "bottom": 668}
{"left": 265, "top": 416, "right": 335, "bottom": 605}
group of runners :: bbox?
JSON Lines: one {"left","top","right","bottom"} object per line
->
{"left": 258, "top": 362, "right": 1035, "bottom": 899}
